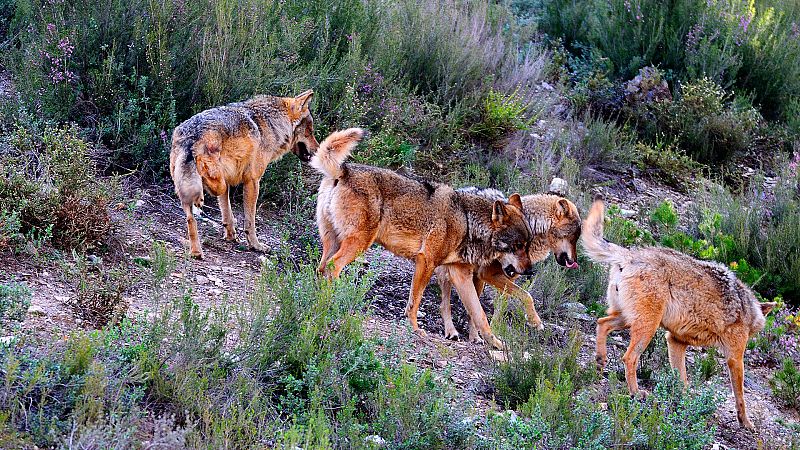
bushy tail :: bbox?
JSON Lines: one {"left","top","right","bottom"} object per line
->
{"left": 581, "top": 196, "right": 629, "bottom": 266}
{"left": 310, "top": 128, "right": 365, "bottom": 178}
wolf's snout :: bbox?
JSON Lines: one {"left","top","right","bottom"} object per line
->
{"left": 557, "top": 252, "right": 579, "bottom": 269}
{"left": 295, "top": 142, "right": 311, "bottom": 162}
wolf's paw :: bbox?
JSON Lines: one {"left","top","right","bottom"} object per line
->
{"left": 190, "top": 250, "right": 204, "bottom": 260}
{"left": 223, "top": 229, "right": 238, "bottom": 242}
{"left": 413, "top": 328, "right": 428, "bottom": 338}
{"left": 595, "top": 353, "right": 607, "bottom": 370}
{"left": 526, "top": 318, "right": 545, "bottom": 331}
{"left": 443, "top": 328, "right": 460, "bottom": 340}
{"left": 740, "top": 417, "right": 755, "bottom": 431}
{"left": 488, "top": 336, "right": 506, "bottom": 350}
{"left": 631, "top": 388, "right": 649, "bottom": 399}
{"left": 249, "top": 241, "right": 269, "bottom": 253}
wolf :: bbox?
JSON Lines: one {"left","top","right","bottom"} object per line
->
{"left": 435, "top": 189, "right": 582, "bottom": 342}
{"left": 582, "top": 195, "right": 776, "bottom": 430}
{"left": 312, "top": 128, "right": 535, "bottom": 349}
{"left": 170, "top": 90, "right": 319, "bottom": 259}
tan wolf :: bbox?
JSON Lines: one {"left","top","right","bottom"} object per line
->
{"left": 435, "top": 188, "right": 581, "bottom": 342}
{"left": 312, "top": 128, "right": 535, "bottom": 349}
{"left": 170, "top": 90, "right": 319, "bottom": 259}
{"left": 582, "top": 196, "right": 776, "bottom": 430}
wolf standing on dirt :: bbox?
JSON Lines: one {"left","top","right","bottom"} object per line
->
{"left": 436, "top": 189, "right": 582, "bottom": 342}
{"left": 170, "top": 91, "right": 319, "bottom": 259}
{"left": 582, "top": 195, "right": 776, "bottom": 430}
{"left": 312, "top": 128, "right": 535, "bottom": 349}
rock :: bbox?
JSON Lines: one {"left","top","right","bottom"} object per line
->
{"left": 0, "top": 336, "right": 16, "bottom": 346}
{"left": 541, "top": 81, "right": 554, "bottom": 91}
{"left": 562, "top": 302, "right": 587, "bottom": 314}
{"left": 54, "top": 295, "right": 70, "bottom": 303}
{"left": 196, "top": 275, "right": 209, "bottom": 285}
{"left": 27, "top": 304, "right": 46, "bottom": 316}
{"left": 135, "top": 199, "right": 145, "bottom": 209}
{"left": 619, "top": 208, "right": 637, "bottom": 218}
{"left": 548, "top": 177, "right": 569, "bottom": 196}
{"left": 364, "top": 435, "right": 386, "bottom": 447}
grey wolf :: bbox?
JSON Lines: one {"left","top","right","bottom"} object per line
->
{"left": 170, "top": 90, "right": 319, "bottom": 259}
{"left": 435, "top": 189, "right": 581, "bottom": 342}
{"left": 582, "top": 196, "right": 776, "bottom": 430}
{"left": 312, "top": 128, "right": 535, "bottom": 349}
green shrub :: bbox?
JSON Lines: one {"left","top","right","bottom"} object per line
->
{"left": 470, "top": 88, "right": 537, "bottom": 144}
{"left": 0, "top": 281, "right": 31, "bottom": 330}
{"left": 771, "top": 358, "right": 800, "bottom": 409}
{"left": 0, "top": 123, "right": 111, "bottom": 251}
{"left": 492, "top": 327, "right": 590, "bottom": 410}
{"left": 652, "top": 78, "right": 761, "bottom": 162}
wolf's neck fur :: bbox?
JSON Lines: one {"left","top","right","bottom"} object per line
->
{"left": 457, "top": 194, "right": 499, "bottom": 266}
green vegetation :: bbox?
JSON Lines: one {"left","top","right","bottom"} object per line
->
{"left": 1, "top": 0, "right": 799, "bottom": 446}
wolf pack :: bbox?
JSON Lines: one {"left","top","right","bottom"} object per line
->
{"left": 170, "top": 91, "right": 777, "bottom": 431}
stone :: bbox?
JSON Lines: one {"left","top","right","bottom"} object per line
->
{"left": 195, "top": 275, "right": 209, "bottom": 285}
{"left": 27, "top": 304, "right": 46, "bottom": 316}
{"left": 548, "top": 177, "right": 569, "bottom": 196}
{"left": 364, "top": 435, "right": 386, "bottom": 447}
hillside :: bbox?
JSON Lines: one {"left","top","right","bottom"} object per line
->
{"left": 1, "top": 0, "right": 799, "bottom": 448}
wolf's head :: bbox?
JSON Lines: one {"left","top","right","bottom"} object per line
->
{"left": 547, "top": 198, "right": 581, "bottom": 269}
{"left": 490, "top": 193, "right": 534, "bottom": 277}
{"left": 286, "top": 90, "right": 320, "bottom": 162}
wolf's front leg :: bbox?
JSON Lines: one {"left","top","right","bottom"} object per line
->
{"left": 243, "top": 178, "right": 267, "bottom": 252}
{"left": 449, "top": 264, "right": 504, "bottom": 350}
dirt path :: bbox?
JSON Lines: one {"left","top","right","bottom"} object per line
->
{"left": 5, "top": 183, "right": 797, "bottom": 449}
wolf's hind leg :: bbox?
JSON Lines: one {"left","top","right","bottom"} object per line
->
{"left": 595, "top": 311, "right": 626, "bottom": 370}
{"left": 622, "top": 317, "right": 659, "bottom": 396}
{"left": 724, "top": 337, "right": 754, "bottom": 430}
{"left": 327, "top": 231, "right": 376, "bottom": 279}
{"left": 317, "top": 213, "right": 340, "bottom": 275}
{"left": 181, "top": 202, "right": 203, "bottom": 259}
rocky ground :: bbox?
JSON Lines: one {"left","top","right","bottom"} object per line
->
{"left": 2, "top": 175, "right": 797, "bottom": 449}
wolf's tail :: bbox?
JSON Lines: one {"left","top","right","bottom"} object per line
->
{"left": 581, "top": 196, "right": 629, "bottom": 266}
{"left": 310, "top": 128, "right": 365, "bottom": 179}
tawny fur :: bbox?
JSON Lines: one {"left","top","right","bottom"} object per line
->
{"left": 313, "top": 128, "right": 535, "bottom": 349}
{"left": 583, "top": 197, "right": 777, "bottom": 431}
{"left": 435, "top": 193, "right": 582, "bottom": 342}
{"left": 170, "top": 90, "right": 319, "bottom": 258}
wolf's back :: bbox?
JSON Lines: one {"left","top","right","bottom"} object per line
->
{"left": 310, "top": 128, "right": 365, "bottom": 178}
{"left": 581, "top": 197, "right": 629, "bottom": 266}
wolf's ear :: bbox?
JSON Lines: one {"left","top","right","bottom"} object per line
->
{"left": 294, "top": 89, "right": 314, "bottom": 112}
{"left": 508, "top": 193, "right": 523, "bottom": 211}
{"left": 555, "top": 198, "right": 571, "bottom": 218}
{"left": 492, "top": 200, "right": 508, "bottom": 224}
{"left": 760, "top": 302, "right": 777, "bottom": 315}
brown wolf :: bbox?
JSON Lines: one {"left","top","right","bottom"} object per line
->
{"left": 170, "top": 90, "right": 319, "bottom": 259}
{"left": 435, "top": 189, "right": 581, "bottom": 342}
{"left": 582, "top": 196, "right": 776, "bottom": 430}
{"left": 312, "top": 128, "right": 534, "bottom": 349}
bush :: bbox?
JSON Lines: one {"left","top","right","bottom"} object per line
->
{"left": 771, "top": 358, "right": 800, "bottom": 409}
{"left": 0, "top": 123, "right": 111, "bottom": 251}
{"left": 5, "top": 0, "right": 539, "bottom": 173}
{"left": 0, "top": 280, "right": 30, "bottom": 331}
{"left": 470, "top": 88, "right": 537, "bottom": 144}
{"left": 651, "top": 78, "right": 761, "bottom": 162}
